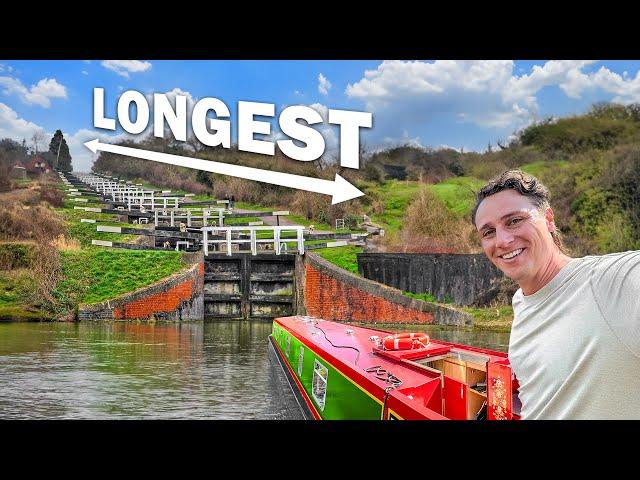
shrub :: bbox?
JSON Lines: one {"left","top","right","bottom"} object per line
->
{"left": 38, "top": 185, "right": 65, "bottom": 207}
{"left": 0, "top": 242, "right": 36, "bottom": 270}
{"left": 394, "top": 189, "right": 480, "bottom": 253}
{"left": 0, "top": 201, "right": 66, "bottom": 242}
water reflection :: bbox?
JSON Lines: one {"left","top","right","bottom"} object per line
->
{"left": 0, "top": 321, "right": 302, "bottom": 420}
{"left": 0, "top": 320, "right": 510, "bottom": 419}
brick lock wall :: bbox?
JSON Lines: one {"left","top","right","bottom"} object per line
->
{"left": 113, "top": 280, "right": 194, "bottom": 319}
{"left": 305, "top": 263, "right": 435, "bottom": 323}
{"left": 79, "top": 258, "right": 205, "bottom": 321}
{"left": 304, "top": 254, "right": 472, "bottom": 326}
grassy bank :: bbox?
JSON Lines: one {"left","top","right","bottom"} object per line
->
{"left": 461, "top": 305, "right": 513, "bottom": 332}
{"left": 312, "top": 245, "right": 362, "bottom": 274}
{"left": 0, "top": 269, "right": 52, "bottom": 321}
{"left": 55, "top": 248, "right": 184, "bottom": 305}
{"left": 1, "top": 176, "right": 191, "bottom": 320}
{"left": 426, "top": 176, "right": 485, "bottom": 216}
{"left": 363, "top": 179, "right": 424, "bottom": 233}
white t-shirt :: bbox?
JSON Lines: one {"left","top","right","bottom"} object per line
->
{"left": 509, "top": 250, "right": 640, "bottom": 419}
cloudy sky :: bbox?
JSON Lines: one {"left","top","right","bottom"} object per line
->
{"left": 2, "top": 60, "right": 640, "bottom": 172}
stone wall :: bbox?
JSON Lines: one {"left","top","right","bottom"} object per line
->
{"left": 303, "top": 253, "right": 472, "bottom": 326}
{"left": 357, "top": 253, "right": 504, "bottom": 306}
{"left": 78, "top": 252, "right": 204, "bottom": 321}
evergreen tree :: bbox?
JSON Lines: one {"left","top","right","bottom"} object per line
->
{"left": 49, "top": 129, "right": 72, "bottom": 172}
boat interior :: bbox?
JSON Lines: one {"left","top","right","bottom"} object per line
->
{"left": 378, "top": 347, "right": 492, "bottom": 420}
{"left": 410, "top": 349, "right": 489, "bottom": 420}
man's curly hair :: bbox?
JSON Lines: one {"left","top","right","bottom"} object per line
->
{"left": 471, "top": 169, "right": 564, "bottom": 251}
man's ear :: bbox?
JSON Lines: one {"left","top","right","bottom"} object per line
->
{"left": 545, "top": 207, "right": 555, "bottom": 232}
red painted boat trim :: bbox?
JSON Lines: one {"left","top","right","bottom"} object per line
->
{"left": 275, "top": 317, "right": 513, "bottom": 420}
{"left": 274, "top": 318, "right": 388, "bottom": 403}
{"left": 271, "top": 334, "right": 322, "bottom": 420}
{"left": 274, "top": 318, "right": 449, "bottom": 419}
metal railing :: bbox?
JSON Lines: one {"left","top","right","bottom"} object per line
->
{"left": 202, "top": 226, "right": 305, "bottom": 256}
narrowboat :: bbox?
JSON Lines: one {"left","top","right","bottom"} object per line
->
{"left": 269, "top": 315, "right": 521, "bottom": 420}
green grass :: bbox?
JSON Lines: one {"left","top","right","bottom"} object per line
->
{"left": 461, "top": 305, "right": 514, "bottom": 332}
{"left": 13, "top": 178, "right": 33, "bottom": 186}
{"left": 0, "top": 270, "right": 50, "bottom": 320}
{"left": 0, "top": 270, "right": 34, "bottom": 308}
{"left": 66, "top": 219, "right": 139, "bottom": 247}
{"left": 57, "top": 207, "right": 144, "bottom": 246}
{"left": 57, "top": 207, "right": 117, "bottom": 224}
{"left": 235, "top": 201, "right": 272, "bottom": 212}
{"left": 403, "top": 291, "right": 454, "bottom": 304}
{"left": 287, "top": 214, "right": 332, "bottom": 231}
{"left": 364, "top": 180, "right": 425, "bottom": 233}
{"left": 313, "top": 245, "right": 362, "bottom": 274}
{"left": 56, "top": 249, "right": 186, "bottom": 305}
{"left": 426, "top": 176, "right": 485, "bottom": 216}
{"left": 224, "top": 217, "right": 262, "bottom": 225}
{"left": 520, "top": 160, "right": 570, "bottom": 180}
{"left": 362, "top": 177, "right": 483, "bottom": 231}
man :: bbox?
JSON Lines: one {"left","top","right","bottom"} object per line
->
{"left": 472, "top": 169, "right": 640, "bottom": 419}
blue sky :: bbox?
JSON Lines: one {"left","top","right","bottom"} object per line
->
{"left": 2, "top": 60, "right": 640, "bottom": 172}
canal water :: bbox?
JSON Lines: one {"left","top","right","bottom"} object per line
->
{"left": 0, "top": 321, "right": 510, "bottom": 419}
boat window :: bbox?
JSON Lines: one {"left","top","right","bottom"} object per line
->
{"left": 298, "top": 346, "right": 304, "bottom": 376}
{"left": 312, "top": 359, "right": 328, "bottom": 411}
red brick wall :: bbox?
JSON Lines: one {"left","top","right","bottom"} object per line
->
{"left": 79, "top": 260, "right": 204, "bottom": 321}
{"left": 113, "top": 280, "right": 194, "bottom": 319}
{"left": 305, "top": 263, "right": 435, "bottom": 324}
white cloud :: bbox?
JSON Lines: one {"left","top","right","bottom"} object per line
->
{"left": 101, "top": 60, "right": 152, "bottom": 78}
{"left": 346, "top": 61, "right": 536, "bottom": 132}
{"left": 0, "top": 103, "right": 141, "bottom": 173}
{"left": 71, "top": 87, "right": 201, "bottom": 171}
{"left": 0, "top": 102, "right": 47, "bottom": 142}
{"left": 67, "top": 128, "right": 139, "bottom": 173}
{"left": 309, "top": 102, "right": 329, "bottom": 122}
{"left": 346, "top": 60, "right": 640, "bottom": 148}
{"left": 318, "top": 73, "right": 332, "bottom": 96}
{"left": 0, "top": 76, "right": 67, "bottom": 108}
{"left": 82, "top": 70, "right": 89, "bottom": 76}
{"left": 381, "top": 130, "right": 425, "bottom": 149}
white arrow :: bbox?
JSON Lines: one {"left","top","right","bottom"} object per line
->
{"left": 84, "top": 139, "right": 364, "bottom": 205}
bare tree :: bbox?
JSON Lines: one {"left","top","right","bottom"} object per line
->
{"left": 31, "top": 130, "right": 46, "bottom": 154}
{"left": 186, "top": 133, "right": 204, "bottom": 154}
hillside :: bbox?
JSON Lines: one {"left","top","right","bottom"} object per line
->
{"left": 89, "top": 102, "right": 640, "bottom": 257}
{"left": 0, "top": 175, "right": 188, "bottom": 321}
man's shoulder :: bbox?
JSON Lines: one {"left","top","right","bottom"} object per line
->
{"left": 583, "top": 250, "right": 640, "bottom": 274}
{"left": 584, "top": 250, "right": 640, "bottom": 295}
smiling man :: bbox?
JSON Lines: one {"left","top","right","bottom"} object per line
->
{"left": 472, "top": 170, "right": 640, "bottom": 419}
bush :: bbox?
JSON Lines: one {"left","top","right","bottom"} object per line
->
{"left": 0, "top": 201, "right": 66, "bottom": 242}
{"left": 393, "top": 189, "right": 480, "bottom": 253}
{"left": 0, "top": 242, "right": 35, "bottom": 270}
{"left": 38, "top": 185, "right": 65, "bottom": 207}
{"left": 343, "top": 214, "right": 360, "bottom": 229}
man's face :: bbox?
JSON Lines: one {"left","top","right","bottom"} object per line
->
{"left": 474, "top": 189, "right": 557, "bottom": 286}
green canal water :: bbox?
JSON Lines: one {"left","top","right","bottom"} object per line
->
{"left": 0, "top": 321, "right": 510, "bottom": 419}
{"left": 0, "top": 321, "right": 302, "bottom": 419}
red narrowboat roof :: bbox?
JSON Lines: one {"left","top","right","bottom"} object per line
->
{"left": 275, "top": 316, "right": 518, "bottom": 420}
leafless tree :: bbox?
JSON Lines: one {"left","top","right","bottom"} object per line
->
{"left": 31, "top": 129, "right": 46, "bottom": 154}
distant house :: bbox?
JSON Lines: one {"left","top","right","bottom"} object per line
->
{"left": 24, "top": 156, "right": 52, "bottom": 174}
{"left": 10, "top": 162, "right": 27, "bottom": 179}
